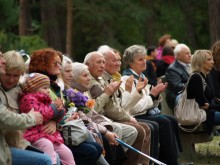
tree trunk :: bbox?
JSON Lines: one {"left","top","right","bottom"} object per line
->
{"left": 19, "top": 0, "right": 31, "bottom": 35}
{"left": 66, "top": 0, "right": 73, "bottom": 57}
{"left": 209, "top": 0, "right": 220, "bottom": 46}
{"left": 40, "top": 0, "right": 62, "bottom": 50}
{"left": 180, "top": 1, "right": 198, "bottom": 49}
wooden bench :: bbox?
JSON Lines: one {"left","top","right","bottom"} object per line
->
{"left": 159, "top": 76, "right": 214, "bottom": 161}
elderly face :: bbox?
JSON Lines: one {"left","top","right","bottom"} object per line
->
{"left": 202, "top": 53, "right": 214, "bottom": 73}
{"left": 88, "top": 53, "right": 105, "bottom": 78}
{"left": 105, "top": 50, "right": 120, "bottom": 75}
{"left": 177, "top": 47, "right": 191, "bottom": 64}
{"left": 76, "top": 70, "right": 91, "bottom": 88}
{"left": 0, "top": 70, "right": 22, "bottom": 90}
{"left": 47, "top": 55, "right": 62, "bottom": 76}
{"left": 61, "top": 62, "right": 73, "bottom": 86}
{"left": 130, "top": 54, "right": 146, "bottom": 75}
{"left": 0, "top": 52, "right": 6, "bottom": 75}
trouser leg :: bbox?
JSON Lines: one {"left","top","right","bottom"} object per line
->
{"left": 120, "top": 122, "right": 149, "bottom": 165}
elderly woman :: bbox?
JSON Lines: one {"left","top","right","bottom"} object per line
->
{"left": 61, "top": 61, "right": 127, "bottom": 165}
{"left": 190, "top": 50, "right": 220, "bottom": 133}
{"left": 122, "top": 45, "right": 182, "bottom": 165}
{"left": 0, "top": 51, "right": 52, "bottom": 165}
{"left": 61, "top": 55, "right": 73, "bottom": 89}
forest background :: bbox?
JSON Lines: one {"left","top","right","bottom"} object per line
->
{"left": 0, "top": 0, "right": 220, "bottom": 62}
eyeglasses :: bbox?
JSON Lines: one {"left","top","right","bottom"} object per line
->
{"left": 54, "top": 62, "right": 62, "bottom": 67}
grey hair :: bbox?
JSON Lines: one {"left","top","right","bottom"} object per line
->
{"left": 61, "top": 55, "right": 72, "bottom": 73}
{"left": 174, "top": 43, "right": 189, "bottom": 58}
{"left": 97, "top": 45, "right": 111, "bottom": 54}
{"left": 123, "top": 45, "right": 146, "bottom": 69}
{"left": 97, "top": 45, "right": 116, "bottom": 59}
{"left": 83, "top": 51, "right": 103, "bottom": 65}
{"left": 72, "top": 62, "right": 89, "bottom": 81}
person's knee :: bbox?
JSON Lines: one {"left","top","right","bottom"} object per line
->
{"left": 86, "top": 142, "right": 102, "bottom": 158}
{"left": 160, "top": 117, "right": 171, "bottom": 126}
{"left": 129, "top": 125, "right": 138, "bottom": 139}
{"left": 35, "top": 138, "right": 54, "bottom": 150}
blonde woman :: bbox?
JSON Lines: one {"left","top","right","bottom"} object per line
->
{"left": 188, "top": 50, "right": 220, "bottom": 134}
{"left": 0, "top": 50, "right": 51, "bottom": 165}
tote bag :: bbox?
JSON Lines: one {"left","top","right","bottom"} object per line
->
{"left": 174, "top": 73, "right": 207, "bottom": 132}
{"left": 62, "top": 119, "right": 89, "bottom": 146}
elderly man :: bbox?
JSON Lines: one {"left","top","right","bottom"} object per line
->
{"left": 84, "top": 50, "right": 151, "bottom": 165}
{"left": 165, "top": 43, "right": 191, "bottom": 110}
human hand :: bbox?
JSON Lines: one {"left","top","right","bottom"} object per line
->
{"left": 216, "top": 97, "right": 220, "bottom": 103}
{"left": 136, "top": 77, "right": 148, "bottom": 93}
{"left": 66, "top": 112, "right": 79, "bottom": 122}
{"left": 150, "top": 80, "right": 167, "bottom": 97}
{"left": 201, "top": 103, "right": 209, "bottom": 110}
{"left": 41, "top": 121, "right": 56, "bottom": 134}
{"left": 130, "top": 117, "right": 137, "bottom": 124}
{"left": 125, "top": 75, "right": 134, "bottom": 93}
{"left": 104, "top": 81, "right": 121, "bottom": 96}
{"left": 157, "top": 79, "right": 167, "bottom": 93}
{"left": 54, "top": 98, "right": 64, "bottom": 111}
{"left": 28, "top": 108, "right": 43, "bottom": 125}
{"left": 104, "top": 131, "right": 118, "bottom": 145}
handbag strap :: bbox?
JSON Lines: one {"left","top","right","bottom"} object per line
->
{"left": 67, "top": 126, "right": 72, "bottom": 145}
{"left": 177, "top": 72, "right": 206, "bottom": 132}
{"left": 178, "top": 119, "right": 203, "bottom": 132}
{"left": 186, "top": 72, "right": 207, "bottom": 91}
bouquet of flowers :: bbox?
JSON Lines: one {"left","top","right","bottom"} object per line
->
{"left": 65, "top": 88, "right": 95, "bottom": 114}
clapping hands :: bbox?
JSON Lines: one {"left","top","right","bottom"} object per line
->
{"left": 150, "top": 79, "right": 167, "bottom": 97}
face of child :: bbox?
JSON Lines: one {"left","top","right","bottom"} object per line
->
{"left": 36, "top": 85, "right": 50, "bottom": 95}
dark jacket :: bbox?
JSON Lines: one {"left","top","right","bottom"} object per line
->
{"left": 156, "top": 55, "right": 175, "bottom": 77}
{"left": 165, "top": 60, "right": 189, "bottom": 110}
{"left": 143, "top": 60, "right": 158, "bottom": 86}
{"left": 208, "top": 68, "right": 220, "bottom": 99}
{"left": 187, "top": 72, "right": 215, "bottom": 134}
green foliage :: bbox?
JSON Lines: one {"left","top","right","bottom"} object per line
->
{"left": 0, "top": 0, "right": 211, "bottom": 61}
{"left": 73, "top": 0, "right": 150, "bottom": 60}
{"left": 0, "top": 0, "right": 18, "bottom": 30}
{"left": 18, "top": 35, "right": 48, "bottom": 54}
{"left": 0, "top": 31, "right": 47, "bottom": 54}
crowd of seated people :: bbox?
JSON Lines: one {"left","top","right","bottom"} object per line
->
{"left": 2, "top": 37, "right": 220, "bottom": 165}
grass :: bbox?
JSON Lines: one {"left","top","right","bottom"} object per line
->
{"left": 180, "top": 136, "right": 220, "bottom": 165}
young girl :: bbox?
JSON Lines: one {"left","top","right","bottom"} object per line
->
{"left": 19, "top": 72, "right": 75, "bottom": 165}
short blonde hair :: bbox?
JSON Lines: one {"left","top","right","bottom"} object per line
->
{"left": 3, "top": 50, "right": 25, "bottom": 74}
{"left": 191, "top": 50, "right": 212, "bottom": 72}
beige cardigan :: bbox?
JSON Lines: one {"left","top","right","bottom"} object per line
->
{"left": 0, "top": 86, "right": 35, "bottom": 165}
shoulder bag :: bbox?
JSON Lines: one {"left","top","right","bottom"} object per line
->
{"left": 62, "top": 119, "right": 89, "bottom": 146}
{"left": 174, "top": 73, "right": 207, "bottom": 132}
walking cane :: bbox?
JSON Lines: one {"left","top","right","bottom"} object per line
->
{"left": 115, "top": 138, "right": 166, "bottom": 165}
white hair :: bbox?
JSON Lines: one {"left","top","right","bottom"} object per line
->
{"left": 174, "top": 43, "right": 189, "bottom": 58}
{"left": 97, "top": 45, "right": 115, "bottom": 57}
{"left": 83, "top": 51, "right": 103, "bottom": 65}
{"left": 72, "top": 62, "right": 89, "bottom": 81}
{"left": 61, "top": 55, "right": 73, "bottom": 73}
